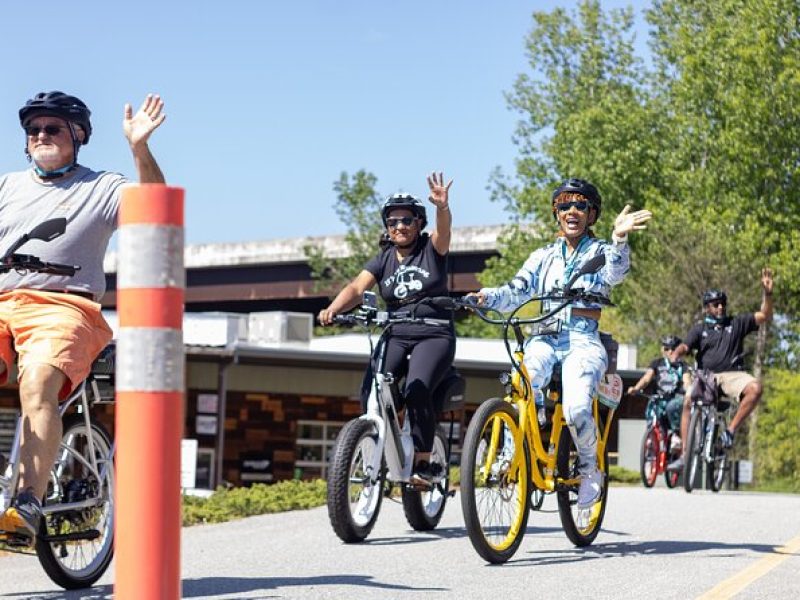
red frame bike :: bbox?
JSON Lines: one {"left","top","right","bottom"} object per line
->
{"left": 637, "top": 392, "right": 681, "bottom": 488}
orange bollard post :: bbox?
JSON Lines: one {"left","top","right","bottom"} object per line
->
{"left": 115, "top": 184, "right": 185, "bottom": 600}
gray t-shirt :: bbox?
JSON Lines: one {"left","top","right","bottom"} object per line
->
{"left": 0, "top": 166, "right": 129, "bottom": 300}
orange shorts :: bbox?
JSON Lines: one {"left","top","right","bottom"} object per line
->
{"left": 0, "top": 290, "right": 113, "bottom": 400}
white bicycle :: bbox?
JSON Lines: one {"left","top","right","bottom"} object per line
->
{"left": 0, "top": 218, "right": 115, "bottom": 589}
{"left": 326, "top": 292, "right": 465, "bottom": 542}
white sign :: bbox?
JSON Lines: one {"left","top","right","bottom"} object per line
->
{"left": 197, "top": 393, "right": 218, "bottom": 414}
{"left": 196, "top": 415, "right": 218, "bottom": 435}
{"left": 181, "top": 439, "right": 198, "bottom": 489}
{"left": 738, "top": 460, "right": 753, "bottom": 484}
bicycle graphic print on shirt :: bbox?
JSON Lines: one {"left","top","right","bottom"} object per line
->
{"left": 383, "top": 265, "right": 431, "bottom": 300}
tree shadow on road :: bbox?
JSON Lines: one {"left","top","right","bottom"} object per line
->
{"left": 0, "top": 574, "right": 446, "bottom": 600}
{"left": 0, "top": 586, "right": 112, "bottom": 599}
{"left": 501, "top": 538, "right": 785, "bottom": 567}
{"left": 181, "top": 574, "right": 446, "bottom": 597}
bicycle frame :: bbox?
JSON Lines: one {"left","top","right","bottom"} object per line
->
{"left": 1, "top": 377, "right": 114, "bottom": 516}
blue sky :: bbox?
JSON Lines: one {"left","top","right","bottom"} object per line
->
{"left": 1, "top": 1, "right": 650, "bottom": 245}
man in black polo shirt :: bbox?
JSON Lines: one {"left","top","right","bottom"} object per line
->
{"left": 668, "top": 268, "right": 773, "bottom": 470}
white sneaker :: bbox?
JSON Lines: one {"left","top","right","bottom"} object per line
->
{"left": 577, "top": 469, "right": 603, "bottom": 509}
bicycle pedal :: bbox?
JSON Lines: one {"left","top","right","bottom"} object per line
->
{"left": 0, "top": 531, "right": 34, "bottom": 547}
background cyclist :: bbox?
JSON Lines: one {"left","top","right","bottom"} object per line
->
{"left": 667, "top": 269, "right": 773, "bottom": 471}
{"left": 318, "top": 172, "right": 454, "bottom": 484}
{"left": 627, "top": 335, "right": 692, "bottom": 443}
{"left": 0, "top": 90, "right": 166, "bottom": 545}
{"left": 469, "top": 178, "right": 652, "bottom": 510}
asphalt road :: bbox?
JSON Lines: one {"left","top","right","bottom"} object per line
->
{"left": 1, "top": 485, "right": 799, "bottom": 599}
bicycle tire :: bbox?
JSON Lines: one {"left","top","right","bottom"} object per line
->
{"left": 36, "top": 414, "right": 115, "bottom": 590}
{"left": 639, "top": 425, "right": 659, "bottom": 488}
{"left": 401, "top": 427, "right": 449, "bottom": 531}
{"left": 684, "top": 409, "right": 704, "bottom": 493}
{"left": 327, "top": 418, "right": 386, "bottom": 543}
{"left": 664, "top": 432, "right": 681, "bottom": 489}
{"left": 706, "top": 422, "right": 729, "bottom": 492}
{"left": 556, "top": 426, "right": 609, "bottom": 547}
{"left": 460, "top": 398, "right": 530, "bottom": 564}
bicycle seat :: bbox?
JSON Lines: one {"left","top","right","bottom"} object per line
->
{"left": 433, "top": 367, "right": 465, "bottom": 414}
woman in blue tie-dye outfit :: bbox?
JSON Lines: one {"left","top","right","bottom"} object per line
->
{"left": 470, "top": 179, "right": 652, "bottom": 510}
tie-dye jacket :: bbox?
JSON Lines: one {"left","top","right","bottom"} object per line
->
{"left": 479, "top": 236, "right": 630, "bottom": 324}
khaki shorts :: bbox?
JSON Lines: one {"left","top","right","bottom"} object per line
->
{"left": 0, "top": 290, "right": 113, "bottom": 400}
{"left": 715, "top": 371, "right": 757, "bottom": 402}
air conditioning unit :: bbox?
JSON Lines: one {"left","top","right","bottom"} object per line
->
{"left": 248, "top": 312, "right": 312, "bottom": 344}
{"left": 184, "top": 312, "right": 248, "bottom": 346}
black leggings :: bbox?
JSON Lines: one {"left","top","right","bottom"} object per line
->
{"left": 382, "top": 331, "right": 456, "bottom": 453}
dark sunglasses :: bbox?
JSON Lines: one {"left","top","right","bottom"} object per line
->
{"left": 386, "top": 216, "right": 416, "bottom": 228}
{"left": 25, "top": 125, "right": 65, "bottom": 137}
{"left": 555, "top": 200, "right": 590, "bottom": 213}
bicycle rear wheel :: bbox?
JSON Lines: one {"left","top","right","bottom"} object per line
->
{"left": 460, "top": 398, "right": 530, "bottom": 564}
{"left": 639, "top": 424, "right": 659, "bottom": 488}
{"left": 36, "top": 415, "right": 115, "bottom": 590}
{"left": 706, "top": 422, "right": 729, "bottom": 492}
{"left": 327, "top": 418, "right": 386, "bottom": 543}
{"left": 401, "top": 427, "right": 449, "bottom": 531}
{"left": 556, "top": 427, "right": 608, "bottom": 547}
{"left": 684, "top": 409, "right": 704, "bottom": 493}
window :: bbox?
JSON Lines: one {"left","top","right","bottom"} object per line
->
{"left": 294, "top": 420, "right": 344, "bottom": 480}
{"left": 0, "top": 408, "right": 19, "bottom": 456}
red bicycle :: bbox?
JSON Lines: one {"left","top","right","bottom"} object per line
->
{"left": 638, "top": 393, "right": 681, "bottom": 488}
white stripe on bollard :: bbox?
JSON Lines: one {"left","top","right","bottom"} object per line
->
{"left": 116, "top": 328, "right": 185, "bottom": 392}
{"left": 118, "top": 224, "right": 186, "bottom": 288}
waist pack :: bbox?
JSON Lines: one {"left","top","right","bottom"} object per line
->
{"left": 691, "top": 369, "right": 719, "bottom": 405}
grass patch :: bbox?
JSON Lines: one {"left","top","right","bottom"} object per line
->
{"left": 609, "top": 465, "right": 641, "bottom": 485}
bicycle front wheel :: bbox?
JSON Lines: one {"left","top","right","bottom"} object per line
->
{"left": 664, "top": 431, "right": 681, "bottom": 488}
{"left": 684, "top": 409, "right": 704, "bottom": 493}
{"left": 706, "top": 422, "right": 729, "bottom": 492}
{"left": 556, "top": 427, "right": 609, "bottom": 547}
{"left": 36, "top": 415, "right": 115, "bottom": 590}
{"left": 327, "top": 418, "right": 386, "bottom": 543}
{"left": 639, "top": 424, "right": 659, "bottom": 488}
{"left": 460, "top": 398, "right": 530, "bottom": 564}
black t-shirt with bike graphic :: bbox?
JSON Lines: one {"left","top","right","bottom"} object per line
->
{"left": 364, "top": 234, "right": 451, "bottom": 328}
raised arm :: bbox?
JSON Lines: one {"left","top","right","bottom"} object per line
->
{"left": 754, "top": 267, "right": 774, "bottom": 325}
{"left": 427, "top": 171, "right": 453, "bottom": 255}
{"left": 123, "top": 93, "right": 166, "bottom": 184}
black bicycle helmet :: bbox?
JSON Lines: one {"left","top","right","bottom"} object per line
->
{"left": 551, "top": 178, "right": 602, "bottom": 222}
{"left": 702, "top": 289, "right": 727, "bottom": 306}
{"left": 381, "top": 193, "right": 428, "bottom": 229}
{"left": 19, "top": 91, "right": 92, "bottom": 144}
{"left": 660, "top": 335, "right": 682, "bottom": 350}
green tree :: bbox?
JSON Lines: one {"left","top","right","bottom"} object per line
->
{"left": 487, "top": 0, "right": 800, "bottom": 472}
{"left": 754, "top": 369, "right": 800, "bottom": 492}
{"left": 304, "top": 170, "right": 384, "bottom": 296}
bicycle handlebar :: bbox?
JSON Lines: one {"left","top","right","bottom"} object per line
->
{"left": 0, "top": 253, "right": 81, "bottom": 277}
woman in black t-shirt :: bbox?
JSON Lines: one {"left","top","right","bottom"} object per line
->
{"left": 318, "top": 172, "right": 454, "bottom": 484}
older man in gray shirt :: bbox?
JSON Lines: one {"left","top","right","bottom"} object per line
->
{"left": 0, "top": 90, "right": 166, "bottom": 545}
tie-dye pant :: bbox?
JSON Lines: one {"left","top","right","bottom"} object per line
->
{"left": 523, "top": 318, "right": 608, "bottom": 476}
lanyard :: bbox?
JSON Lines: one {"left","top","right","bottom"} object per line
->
{"left": 561, "top": 235, "right": 590, "bottom": 286}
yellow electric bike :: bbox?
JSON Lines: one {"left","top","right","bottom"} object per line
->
{"left": 457, "top": 254, "right": 623, "bottom": 563}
